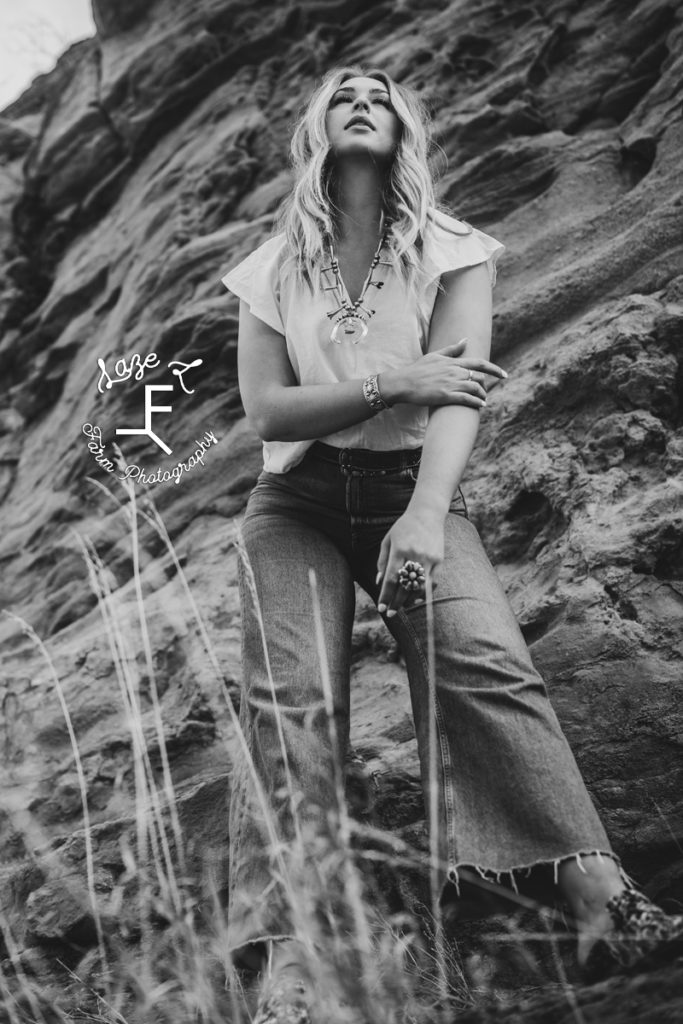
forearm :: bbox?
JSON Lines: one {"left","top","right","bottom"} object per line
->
{"left": 405, "top": 261, "right": 491, "bottom": 518}
{"left": 407, "top": 405, "right": 481, "bottom": 519}
{"left": 252, "top": 365, "right": 418, "bottom": 442}
{"left": 254, "top": 378, "right": 378, "bottom": 441}
{"left": 238, "top": 297, "right": 496, "bottom": 442}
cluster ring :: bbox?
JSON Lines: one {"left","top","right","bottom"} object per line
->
{"left": 398, "top": 560, "right": 426, "bottom": 592}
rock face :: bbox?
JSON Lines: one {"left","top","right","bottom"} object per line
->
{"left": 0, "top": 0, "right": 682, "bottom": 1016}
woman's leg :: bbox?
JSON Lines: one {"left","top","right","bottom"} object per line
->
{"left": 558, "top": 854, "right": 625, "bottom": 964}
{"left": 348, "top": 473, "right": 681, "bottom": 979}
{"left": 361, "top": 506, "right": 683, "bottom": 978}
{"left": 376, "top": 511, "right": 617, "bottom": 897}
{"left": 228, "top": 505, "right": 355, "bottom": 964}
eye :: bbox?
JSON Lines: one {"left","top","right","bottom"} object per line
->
{"left": 373, "top": 94, "right": 392, "bottom": 107}
{"left": 330, "top": 91, "right": 353, "bottom": 106}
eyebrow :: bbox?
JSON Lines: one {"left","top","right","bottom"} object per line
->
{"left": 332, "top": 85, "right": 390, "bottom": 96}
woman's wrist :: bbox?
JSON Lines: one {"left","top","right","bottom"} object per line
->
{"left": 376, "top": 369, "right": 406, "bottom": 406}
{"left": 362, "top": 374, "right": 390, "bottom": 413}
{"left": 407, "top": 488, "right": 450, "bottom": 521}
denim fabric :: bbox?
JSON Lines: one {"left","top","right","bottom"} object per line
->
{"left": 228, "top": 444, "right": 614, "bottom": 956}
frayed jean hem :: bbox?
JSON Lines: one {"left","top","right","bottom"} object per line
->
{"left": 445, "top": 849, "right": 635, "bottom": 900}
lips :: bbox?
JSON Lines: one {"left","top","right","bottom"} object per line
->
{"left": 345, "top": 115, "right": 375, "bottom": 130}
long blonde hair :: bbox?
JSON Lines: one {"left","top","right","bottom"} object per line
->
{"left": 278, "top": 67, "right": 437, "bottom": 289}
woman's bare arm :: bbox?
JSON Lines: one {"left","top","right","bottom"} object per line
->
{"left": 407, "top": 261, "right": 495, "bottom": 518}
{"left": 237, "top": 287, "right": 503, "bottom": 441}
{"left": 376, "top": 261, "right": 501, "bottom": 612}
{"left": 236, "top": 301, "right": 375, "bottom": 441}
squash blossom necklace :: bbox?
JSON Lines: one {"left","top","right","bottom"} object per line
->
{"left": 323, "top": 233, "right": 391, "bottom": 344}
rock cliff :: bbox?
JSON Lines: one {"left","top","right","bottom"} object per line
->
{"left": 0, "top": 0, "right": 682, "bottom": 1018}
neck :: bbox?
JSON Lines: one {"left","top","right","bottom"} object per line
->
{"left": 333, "top": 157, "right": 385, "bottom": 244}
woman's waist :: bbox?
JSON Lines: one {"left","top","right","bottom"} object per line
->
{"left": 247, "top": 441, "right": 423, "bottom": 529}
{"left": 248, "top": 443, "right": 467, "bottom": 525}
{"left": 308, "top": 441, "right": 421, "bottom": 473}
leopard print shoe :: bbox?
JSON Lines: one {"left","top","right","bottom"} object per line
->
{"left": 583, "top": 888, "right": 683, "bottom": 982}
{"left": 253, "top": 963, "right": 313, "bottom": 1024}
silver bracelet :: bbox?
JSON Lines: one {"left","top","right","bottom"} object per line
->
{"left": 362, "top": 374, "right": 389, "bottom": 413}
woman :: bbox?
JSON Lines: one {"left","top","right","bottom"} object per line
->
{"left": 222, "top": 67, "right": 683, "bottom": 1022}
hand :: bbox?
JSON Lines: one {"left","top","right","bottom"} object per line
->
{"left": 375, "top": 509, "right": 445, "bottom": 617}
{"left": 380, "top": 338, "right": 507, "bottom": 410}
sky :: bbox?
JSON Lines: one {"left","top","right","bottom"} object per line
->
{"left": 0, "top": 0, "right": 95, "bottom": 111}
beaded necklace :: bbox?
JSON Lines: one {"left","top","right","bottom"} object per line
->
{"left": 323, "top": 234, "right": 391, "bottom": 344}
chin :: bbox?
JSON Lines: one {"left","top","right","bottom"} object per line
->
{"left": 333, "top": 141, "right": 393, "bottom": 161}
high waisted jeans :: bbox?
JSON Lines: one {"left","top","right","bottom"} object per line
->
{"left": 228, "top": 443, "right": 615, "bottom": 956}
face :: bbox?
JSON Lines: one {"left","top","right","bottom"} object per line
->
{"left": 325, "top": 76, "right": 401, "bottom": 162}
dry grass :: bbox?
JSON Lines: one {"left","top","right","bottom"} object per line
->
{"left": 0, "top": 473, "right": 584, "bottom": 1024}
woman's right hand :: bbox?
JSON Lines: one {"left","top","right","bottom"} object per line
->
{"left": 379, "top": 338, "right": 507, "bottom": 409}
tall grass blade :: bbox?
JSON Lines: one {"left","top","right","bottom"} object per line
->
{"left": 118, "top": 475, "right": 186, "bottom": 887}
{"left": 424, "top": 579, "right": 449, "bottom": 1014}
{"left": 2, "top": 611, "right": 110, "bottom": 1003}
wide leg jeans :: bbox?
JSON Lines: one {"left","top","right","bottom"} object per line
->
{"left": 227, "top": 443, "right": 615, "bottom": 956}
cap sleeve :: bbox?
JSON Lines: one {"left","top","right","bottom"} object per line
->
{"left": 423, "top": 208, "right": 505, "bottom": 288}
{"left": 221, "top": 233, "right": 287, "bottom": 334}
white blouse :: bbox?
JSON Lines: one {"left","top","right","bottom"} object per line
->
{"left": 222, "top": 208, "right": 504, "bottom": 473}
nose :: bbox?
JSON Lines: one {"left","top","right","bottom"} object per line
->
{"left": 352, "top": 95, "right": 370, "bottom": 112}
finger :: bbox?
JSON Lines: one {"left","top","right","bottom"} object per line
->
{"left": 457, "top": 360, "right": 507, "bottom": 379}
{"left": 387, "top": 572, "right": 440, "bottom": 613}
{"left": 388, "top": 569, "right": 424, "bottom": 614}
{"left": 387, "top": 582, "right": 409, "bottom": 616}
{"left": 377, "top": 538, "right": 401, "bottom": 611}
{"left": 377, "top": 567, "right": 400, "bottom": 614}
{"left": 378, "top": 550, "right": 412, "bottom": 613}
{"left": 411, "top": 579, "right": 437, "bottom": 606}
{"left": 453, "top": 377, "right": 488, "bottom": 400}
{"left": 461, "top": 370, "right": 488, "bottom": 388}
{"left": 435, "top": 338, "right": 468, "bottom": 358}
{"left": 376, "top": 534, "right": 390, "bottom": 588}
{"left": 457, "top": 358, "right": 508, "bottom": 379}
{"left": 386, "top": 560, "right": 430, "bottom": 617}
{"left": 443, "top": 392, "right": 487, "bottom": 409}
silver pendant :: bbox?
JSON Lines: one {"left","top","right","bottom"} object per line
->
{"left": 330, "top": 315, "right": 368, "bottom": 344}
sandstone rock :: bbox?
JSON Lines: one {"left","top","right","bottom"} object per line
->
{"left": 0, "top": 120, "right": 34, "bottom": 160}
{"left": 24, "top": 876, "right": 103, "bottom": 945}
{"left": 23, "top": 44, "right": 123, "bottom": 215}
{"left": 92, "top": 0, "right": 158, "bottom": 39}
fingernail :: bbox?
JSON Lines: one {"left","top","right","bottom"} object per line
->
{"left": 480, "top": 401, "right": 487, "bottom": 407}
{"left": 375, "top": 571, "right": 382, "bottom": 584}
{"left": 378, "top": 603, "right": 387, "bottom": 613}
{"left": 387, "top": 609, "right": 397, "bottom": 618}
{"left": 501, "top": 370, "right": 508, "bottom": 378}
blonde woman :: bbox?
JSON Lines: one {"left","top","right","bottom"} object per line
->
{"left": 222, "top": 68, "right": 683, "bottom": 1023}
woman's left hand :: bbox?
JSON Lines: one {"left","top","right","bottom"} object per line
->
{"left": 376, "top": 509, "right": 445, "bottom": 616}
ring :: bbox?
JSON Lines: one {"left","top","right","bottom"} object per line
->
{"left": 398, "top": 560, "right": 426, "bottom": 592}
{"left": 468, "top": 370, "right": 474, "bottom": 381}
